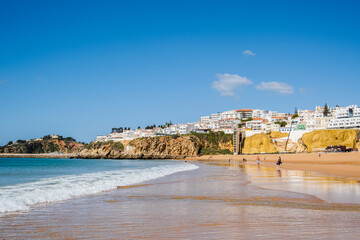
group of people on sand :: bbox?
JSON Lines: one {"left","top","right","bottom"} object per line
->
{"left": 255, "top": 156, "right": 282, "bottom": 167}
{"left": 226, "top": 156, "right": 283, "bottom": 167}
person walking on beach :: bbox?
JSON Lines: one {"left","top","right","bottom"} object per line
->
{"left": 276, "top": 156, "right": 282, "bottom": 166}
{"left": 256, "top": 156, "right": 260, "bottom": 166}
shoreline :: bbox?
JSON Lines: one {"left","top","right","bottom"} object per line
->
{"left": 2, "top": 151, "right": 360, "bottom": 180}
{"left": 0, "top": 153, "right": 77, "bottom": 158}
{"left": 186, "top": 152, "right": 360, "bottom": 180}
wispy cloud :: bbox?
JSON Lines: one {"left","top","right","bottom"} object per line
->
{"left": 299, "top": 88, "right": 307, "bottom": 94}
{"left": 212, "top": 73, "right": 253, "bottom": 97}
{"left": 255, "top": 81, "right": 294, "bottom": 94}
{"left": 0, "top": 79, "right": 7, "bottom": 85}
{"left": 242, "top": 50, "right": 256, "bottom": 56}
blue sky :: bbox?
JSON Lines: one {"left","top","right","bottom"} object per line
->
{"left": 1, "top": 0, "right": 359, "bottom": 144}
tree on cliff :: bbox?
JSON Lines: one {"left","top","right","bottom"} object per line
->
{"left": 43, "top": 135, "right": 51, "bottom": 140}
{"left": 323, "top": 103, "right": 330, "bottom": 116}
{"left": 292, "top": 107, "right": 299, "bottom": 119}
{"left": 275, "top": 121, "right": 287, "bottom": 127}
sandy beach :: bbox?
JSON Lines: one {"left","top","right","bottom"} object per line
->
{"left": 187, "top": 152, "right": 360, "bottom": 180}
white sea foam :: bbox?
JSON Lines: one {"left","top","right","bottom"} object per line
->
{"left": 0, "top": 163, "right": 198, "bottom": 214}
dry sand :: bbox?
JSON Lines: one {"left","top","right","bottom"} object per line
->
{"left": 187, "top": 152, "right": 360, "bottom": 180}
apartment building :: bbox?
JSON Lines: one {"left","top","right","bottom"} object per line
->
{"left": 328, "top": 105, "right": 360, "bottom": 129}
{"left": 235, "top": 109, "right": 253, "bottom": 119}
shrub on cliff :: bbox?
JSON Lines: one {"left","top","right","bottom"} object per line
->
{"left": 200, "top": 148, "right": 232, "bottom": 155}
{"left": 85, "top": 141, "right": 124, "bottom": 151}
{"left": 190, "top": 131, "right": 233, "bottom": 145}
{"left": 188, "top": 131, "right": 233, "bottom": 155}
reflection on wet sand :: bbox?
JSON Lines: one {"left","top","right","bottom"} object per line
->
{"left": 1, "top": 162, "right": 360, "bottom": 239}
{"left": 236, "top": 163, "right": 360, "bottom": 204}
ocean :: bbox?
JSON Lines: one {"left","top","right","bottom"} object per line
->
{"left": 0, "top": 158, "right": 198, "bottom": 214}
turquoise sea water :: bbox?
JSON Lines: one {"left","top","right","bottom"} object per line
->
{"left": 0, "top": 158, "right": 198, "bottom": 214}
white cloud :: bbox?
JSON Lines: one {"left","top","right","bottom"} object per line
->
{"left": 242, "top": 50, "right": 256, "bottom": 56}
{"left": 255, "top": 81, "right": 294, "bottom": 94}
{"left": 212, "top": 73, "right": 253, "bottom": 97}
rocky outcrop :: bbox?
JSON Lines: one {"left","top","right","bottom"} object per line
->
{"left": 78, "top": 141, "right": 124, "bottom": 159}
{"left": 242, "top": 133, "right": 278, "bottom": 154}
{"left": 78, "top": 133, "right": 233, "bottom": 159}
{"left": 295, "top": 139, "right": 308, "bottom": 153}
{"left": 269, "top": 131, "right": 288, "bottom": 139}
{"left": 127, "top": 136, "right": 202, "bottom": 158}
{"left": 299, "top": 129, "right": 359, "bottom": 152}
{"left": 0, "top": 139, "right": 84, "bottom": 154}
{"left": 243, "top": 130, "right": 360, "bottom": 154}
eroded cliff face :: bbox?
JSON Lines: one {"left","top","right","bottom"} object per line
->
{"left": 78, "top": 141, "right": 124, "bottom": 159}
{"left": 242, "top": 133, "right": 279, "bottom": 154}
{"left": 127, "top": 136, "right": 202, "bottom": 158}
{"left": 0, "top": 139, "right": 84, "bottom": 154}
{"left": 299, "top": 129, "right": 359, "bottom": 152}
{"left": 78, "top": 134, "right": 233, "bottom": 159}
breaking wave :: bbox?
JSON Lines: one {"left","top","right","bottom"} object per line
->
{"left": 0, "top": 163, "right": 198, "bottom": 214}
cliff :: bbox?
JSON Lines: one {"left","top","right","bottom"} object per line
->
{"left": 0, "top": 138, "right": 84, "bottom": 154}
{"left": 3, "top": 129, "right": 358, "bottom": 159}
{"left": 78, "top": 141, "right": 124, "bottom": 159}
{"left": 299, "top": 129, "right": 359, "bottom": 152}
{"left": 242, "top": 133, "right": 279, "bottom": 154}
{"left": 78, "top": 132, "right": 233, "bottom": 159}
{"left": 126, "top": 135, "right": 202, "bottom": 158}
{"left": 241, "top": 130, "right": 360, "bottom": 154}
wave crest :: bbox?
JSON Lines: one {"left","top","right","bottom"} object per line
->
{"left": 0, "top": 163, "right": 198, "bottom": 214}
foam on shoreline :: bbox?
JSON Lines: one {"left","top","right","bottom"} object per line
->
{"left": 0, "top": 163, "right": 199, "bottom": 214}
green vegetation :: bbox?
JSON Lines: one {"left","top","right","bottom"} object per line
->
{"left": 189, "top": 131, "right": 233, "bottom": 145}
{"left": 145, "top": 121, "right": 173, "bottom": 129}
{"left": 44, "top": 142, "right": 59, "bottom": 153}
{"left": 85, "top": 141, "right": 124, "bottom": 151}
{"left": 200, "top": 148, "right": 232, "bottom": 155}
{"left": 292, "top": 113, "right": 299, "bottom": 119}
{"left": 324, "top": 103, "right": 330, "bottom": 116}
{"left": 0, "top": 135, "right": 81, "bottom": 154}
{"left": 188, "top": 131, "right": 233, "bottom": 156}
{"left": 275, "top": 121, "right": 287, "bottom": 127}
{"left": 0, "top": 140, "right": 59, "bottom": 154}
{"left": 42, "top": 135, "right": 51, "bottom": 140}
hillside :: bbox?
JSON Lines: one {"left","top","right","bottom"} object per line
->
{"left": 0, "top": 136, "right": 84, "bottom": 154}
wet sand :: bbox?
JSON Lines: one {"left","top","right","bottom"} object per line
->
{"left": 1, "top": 161, "right": 360, "bottom": 239}
{"left": 188, "top": 152, "right": 360, "bottom": 180}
